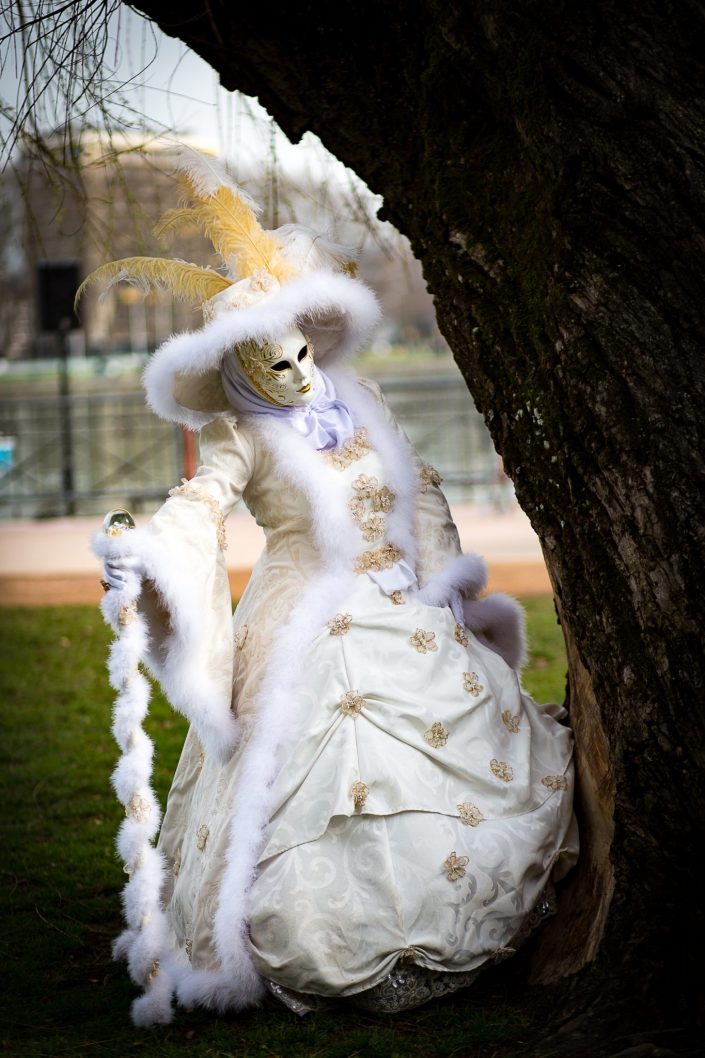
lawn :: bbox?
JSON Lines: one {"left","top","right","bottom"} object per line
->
{"left": 0, "top": 598, "right": 566, "bottom": 1058}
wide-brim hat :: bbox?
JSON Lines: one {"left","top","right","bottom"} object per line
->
{"left": 144, "top": 266, "right": 380, "bottom": 430}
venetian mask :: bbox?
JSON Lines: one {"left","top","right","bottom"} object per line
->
{"left": 235, "top": 326, "right": 316, "bottom": 406}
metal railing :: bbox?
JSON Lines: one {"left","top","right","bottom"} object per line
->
{"left": 0, "top": 374, "right": 502, "bottom": 519}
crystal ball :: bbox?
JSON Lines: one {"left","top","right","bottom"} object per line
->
{"left": 103, "top": 508, "right": 136, "bottom": 537}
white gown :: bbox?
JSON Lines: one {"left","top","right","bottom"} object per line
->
{"left": 159, "top": 441, "right": 576, "bottom": 1009}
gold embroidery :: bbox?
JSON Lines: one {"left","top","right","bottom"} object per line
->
{"left": 443, "top": 851, "right": 469, "bottom": 881}
{"left": 234, "top": 625, "right": 249, "bottom": 650}
{"left": 126, "top": 793, "right": 151, "bottom": 823}
{"left": 419, "top": 463, "right": 443, "bottom": 493}
{"left": 340, "top": 690, "right": 365, "bottom": 716}
{"left": 352, "top": 474, "right": 378, "bottom": 498}
{"left": 541, "top": 774, "right": 568, "bottom": 791}
{"left": 169, "top": 479, "right": 227, "bottom": 551}
{"left": 173, "top": 847, "right": 181, "bottom": 877}
{"left": 454, "top": 623, "right": 469, "bottom": 647}
{"left": 463, "top": 671, "right": 484, "bottom": 696}
{"left": 501, "top": 710, "right": 520, "bottom": 733}
{"left": 147, "top": 958, "right": 160, "bottom": 982}
{"left": 348, "top": 496, "right": 367, "bottom": 523}
{"left": 196, "top": 823, "right": 210, "bottom": 851}
{"left": 324, "top": 428, "right": 371, "bottom": 470}
{"left": 354, "top": 543, "right": 402, "bottom": 574}
{"left": 372, "top": 485, "right": 395, "bottom": 513}
{"left": 197, "top": 750, "right": 205, "bottom": 771}
{"left": 410, "top": 628, "right": 438, "bottom": 654}
{"left": 118, "top": 603, "right": 138, "bottom": 627}
{"left": 490, "top": 759, "right": 514, "bottom": 782}
{"left": 424, "top": 721, "right": 449, "bottom": 748}
{"left": 389, "top": 590, "right": 405, "bottom": 605}
{"left": 457, "top": 802, "right": 484, "bottom": 827}
{"left": 185, "top": 939, "right": 193, "bottom": 962}
{"left": 351, "top": 780, "right": 369, "bottom": 809}
{"left": 328, "top": 613, "right": 353, "bottom": 636}
{"left": 360, "top": 513, "right": 385, "bottom": 542}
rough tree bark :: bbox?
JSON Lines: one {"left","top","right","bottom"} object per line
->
{"left": 131, "top": 1, "right": 705, "bottom": 1052}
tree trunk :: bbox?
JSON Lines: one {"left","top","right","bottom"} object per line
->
{"left": 133, "top": 1, "right": 705, "bottom": 1050}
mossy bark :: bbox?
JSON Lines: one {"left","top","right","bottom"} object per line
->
{"left": 134, "top": 1, "right": 705, "bottom": 1051}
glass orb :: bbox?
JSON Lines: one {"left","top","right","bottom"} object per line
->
{"left": 103, "top": 508, "right": 136, "bottom": 537}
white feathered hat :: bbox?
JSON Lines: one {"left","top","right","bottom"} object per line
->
{"left": 76, "top": 147, "right": 381, "bottom": 429}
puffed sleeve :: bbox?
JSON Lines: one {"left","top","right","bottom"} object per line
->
{"left": 95, "top": 417, "right": 255, "bottom": 760}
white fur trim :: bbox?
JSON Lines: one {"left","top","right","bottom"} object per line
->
{"left": 94, "top": 530, "right": 240, "bottom": 762}
{"left": 143, "top": 271, "right": 381, "bottom": 429}
{"left": 463, "top": 593, "right": 528, "bottom": 671}
{"left": 416, "top": 553, "right": 487, "bottom": 607}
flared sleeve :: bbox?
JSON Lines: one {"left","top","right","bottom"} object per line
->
{"left": 95, "top": 417, "right": 255, "bottom": 761}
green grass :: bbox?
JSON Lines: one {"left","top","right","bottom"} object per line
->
{"left": 0, "top": 599, "right": 565, "bottom": 1058}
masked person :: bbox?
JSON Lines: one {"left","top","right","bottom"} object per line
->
{"left": 86, "top": 149, "right": 577, "bottom": 1026}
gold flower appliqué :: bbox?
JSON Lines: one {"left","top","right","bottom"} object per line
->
{"left": 325, "top": 428, "right": 371, "bottom": 470}
{"left": 196, "top": 824, "right": 210, "bottom": 851}
{"left": 351, "top": 780, "right": 369, "bottom": 809}
{"left": 541, "top": 774, "right": 568, "bottom": 791}
{"left": 454, "top": 623, "right": 469, "bottom": 647}
{"left": 457, "top": 802, "right": 484, "bottom": 827}
{"left": 463, "top": 671, "right": 484, "bottom": 696}
{"left": 424, "top": 722, "right": 449, "bottom": 748}
{"left": 443, "top": 851, "right": 469, "bottom": 881}
{"left": 501, "top": 710, "right": 520, "bottom": 733}
{"left": 490, "top": 759, "right": 514, "bottom": 783}
{"left": 410, "top": 628, "right": 438, "bottom": 654}
{"left": 360, "top": 513, "right": 385, "bottom": 542}
{"left": 328, "top": 613, "right": 353, "bottom": 636}
{"left": 354, "top": 543, "right": 402, "bottom": 574}
{"left": 419, "top": 464, "right": 443, "bottom": 493}
{"left": 234, "top": 625, "right": 249, "bottom": 650}
{"left": 340, "top": 690, "right": 365, "bottom": 716}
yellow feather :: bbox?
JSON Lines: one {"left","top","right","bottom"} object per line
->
{"left": 153, "top": 208, "right": 200, "bottom": 242}
{"left": 175, "top": 172, "right": 294, "bottom": 283}
{"left": 74, "top": 257, "right": 231, "bottom": 312}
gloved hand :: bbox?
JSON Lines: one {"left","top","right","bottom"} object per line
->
{"left": 102, "top": 554, "right": 145, "bottom": 591}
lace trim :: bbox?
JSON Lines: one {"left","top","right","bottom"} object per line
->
{"left": 169, "top": 479, "right": 227, "bottom": 551}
